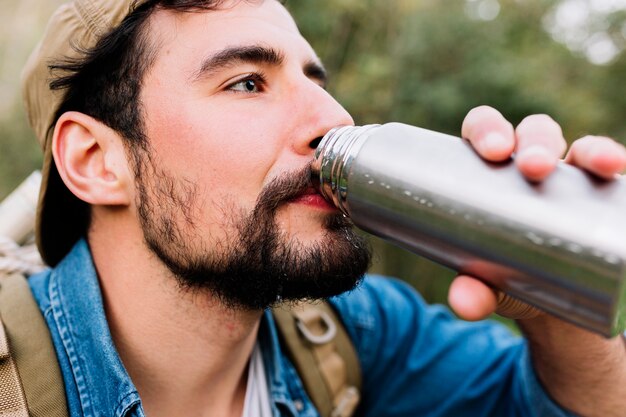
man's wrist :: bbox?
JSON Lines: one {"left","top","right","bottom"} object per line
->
{"left": 517, "top": 314, "right": 626, "bottom": 417}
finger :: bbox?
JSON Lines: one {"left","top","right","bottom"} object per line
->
{"left": 462, "top": 105, "right": 516, "bottom": 162}
{"left": 514, "top": 114, "right": 567, "bottom": 182}
{"left": 564, "top": 135, "right": 626, "bottom": 180}
{"left": 448, "top": 275, "right": 498, "bottom": 321}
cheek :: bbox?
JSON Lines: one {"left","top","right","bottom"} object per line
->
{"left": 145, "top": 98, "right": 285, "bottom": 208}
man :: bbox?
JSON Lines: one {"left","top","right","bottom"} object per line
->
{"left": 19, "top": 0, "right": 626, "bottom": 416}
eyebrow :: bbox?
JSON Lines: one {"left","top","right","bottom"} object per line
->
{"left": 192, "top": 44, "right": 328, "bottom": 86}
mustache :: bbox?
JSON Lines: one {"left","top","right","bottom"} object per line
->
{"left": 255, "top": 164, "right": 315, "bottom": 212}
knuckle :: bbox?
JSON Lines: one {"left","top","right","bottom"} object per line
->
{"left": 463, "top": 105, "right": 502, "bottom": 125}
{"left": 468, "top": 105, "right": 499, "bottom": 117}
{"left": 502, "top": 118, "right": 515, "bottom": 132}
{"left": 573, "top": 135, "right": 595, "bottom": 148}
{"left": 575, "top": 135, "right": 615, "bottom": 148}
{"left": 516, "top": 114, "right": 566, "bottom": 155}
{"left": 517, "top": 114, "right": 562, "bottom": 135}
{"left": 462, "top": 106, "right": 512, "bottom": 140}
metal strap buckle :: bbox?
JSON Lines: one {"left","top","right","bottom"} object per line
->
{"left": 296, "top": 310, "right": 337, "bottom": 345}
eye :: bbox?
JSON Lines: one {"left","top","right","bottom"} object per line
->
{"left": 231, "top": 79, "right": 258, "bottom": 93}
{"left": 227, "top": 73, "right": 266, "bottom": 93}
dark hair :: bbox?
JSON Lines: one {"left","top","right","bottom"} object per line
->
{"left": 46, "top": 0, "right": 244, "bottom": 242}
{"left": 50, "top": 0, "right": 233, "bottom": 151}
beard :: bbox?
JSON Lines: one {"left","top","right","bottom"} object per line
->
{"left": 133, "top": 156, "right": 371, "bottom": 311}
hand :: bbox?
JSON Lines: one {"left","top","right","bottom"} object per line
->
{"left": 448, "top": 105, "right": 626, "bottom": 321}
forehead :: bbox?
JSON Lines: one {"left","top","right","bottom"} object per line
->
{"left": 145, "top": 1, "right": 313, "bottom": 67}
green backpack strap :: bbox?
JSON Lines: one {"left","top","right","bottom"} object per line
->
{"left": 0, "top": 272, "right": 69, "bottom": 417}
{"left": 272, "top": 301, "right": 361, "bottom": 417}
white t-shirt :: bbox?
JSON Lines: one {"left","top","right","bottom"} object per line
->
{"left": 242, "top": 343, "right": 273, "bottom": 417}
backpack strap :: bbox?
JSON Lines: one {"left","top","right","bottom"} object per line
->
{"left": 0, "top": 275, "right": 361, "bottom": 417}
{"left": 0, "top": 272, "right": 68, "bottom": 417}
{"left": 0, "top": 299, "right": 29, "bottom": 417}
{"left": 272, "top": 301, "right": 361, "bottom": 417}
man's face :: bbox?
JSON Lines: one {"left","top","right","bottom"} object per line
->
{"left": 133, "top": 0, "right": 371, "bottom": 309}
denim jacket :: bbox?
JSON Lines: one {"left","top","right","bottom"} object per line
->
{"left": 28, "top": 240, "right": 575, "bottom": 417}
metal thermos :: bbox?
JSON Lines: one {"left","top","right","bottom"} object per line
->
{"left": 312, "top": 123, "right": 626, "bottom": 337}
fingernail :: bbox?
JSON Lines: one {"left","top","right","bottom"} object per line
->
{"left": 515, "top": 145, "right": 557, "bottom": 181}
{"left": 516, "top": 145, "right": 553, "bottom": 161}
{"left": 480, "top": 133, "right": 509, "bottom": 153}
{"left": 590, "top": 142, "right": 626, "bottom": 161}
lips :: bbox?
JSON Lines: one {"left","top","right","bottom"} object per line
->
{"left": 290, "top": 187, "right": 336, "bottom": 210}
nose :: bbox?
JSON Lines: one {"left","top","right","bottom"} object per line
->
{"left": 308, "top": 136, "right": 323, "bottom": 149}
{"left": 290, "top": 80, "right": 354, "bottom": 154}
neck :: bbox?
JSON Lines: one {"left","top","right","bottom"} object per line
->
{"left": 88, "top": 214, "right": 262, "bottom": 417}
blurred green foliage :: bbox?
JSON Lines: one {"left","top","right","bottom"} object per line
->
{"left": 285, "top": 0, "right": 626, "bottom": 310}
{"left": 288, "top": 0, "right": 626, "bottom": 140}
{"left": 1, "top": 0, "right": 625, "bottom": 313}
{"left": 0, "top": 0, "right": 64, "bottom": 199}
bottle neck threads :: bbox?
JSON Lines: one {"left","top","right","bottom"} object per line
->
{"left": 312, "top": 125, "right": 380, "bottom": 213}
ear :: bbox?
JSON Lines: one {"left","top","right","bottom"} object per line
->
{"left": 52, "top": 112, "right": 132, "bottom": 206}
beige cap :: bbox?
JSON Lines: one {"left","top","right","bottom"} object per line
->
{"left": 22, "top": 0, "right": 149, "bottom": 266}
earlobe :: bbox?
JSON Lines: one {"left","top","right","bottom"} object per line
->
{"left": 53, "top": 112, "right": 132, "bottom": 207}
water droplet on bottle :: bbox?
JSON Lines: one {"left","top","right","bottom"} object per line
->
{"left": 548, "top": 237, "right": 562, "bottom": 247}
{"left": 526, "top": 232, "right": 544, "bottom": 245}
{"left": 404, "top": 190, "right": 412, "bottom": 196}
{"left": 566, "top": 243, "right": 583, "bottom": 254}
{"left": 604, "top": 254, "right": 621, "bottom": 265}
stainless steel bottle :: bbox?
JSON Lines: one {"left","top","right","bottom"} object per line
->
{"left": 312, "top": 123, "right": 626, "bottom": 337}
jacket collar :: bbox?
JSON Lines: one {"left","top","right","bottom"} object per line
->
{"left": 48, "top": 239, "right": 307, "bottom": 417}
{"left": 49, "top": 239, "right": 140, "bottom": 417}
